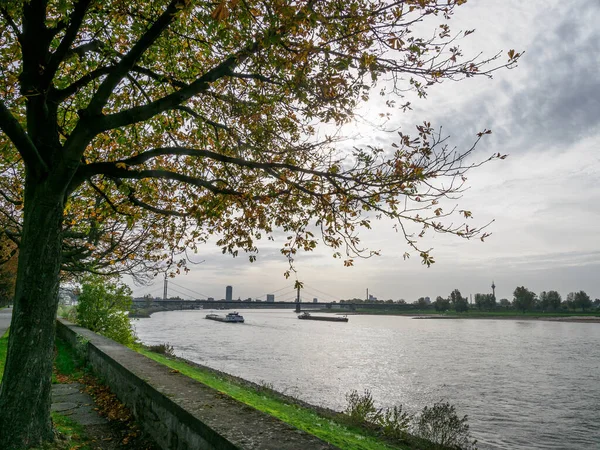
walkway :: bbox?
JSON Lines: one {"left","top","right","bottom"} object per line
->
{"left": 0, "top": 307, "right": 11, "bottom": 336}
{"left": 51, "top": 383, "right": 123, "bottom": 449}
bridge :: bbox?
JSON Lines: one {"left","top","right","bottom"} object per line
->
{"left": 132, "top": 279, "right": 419, "bottom": 315}
{"left": 131, "top": 298, "right": 354, "bottom": 312}
{"left": 131, "top": 298, "right": 420, "bottom": 316}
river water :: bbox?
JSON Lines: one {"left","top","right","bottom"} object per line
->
{"left": 134, "top": 309, "right": 600, "bottom": 449}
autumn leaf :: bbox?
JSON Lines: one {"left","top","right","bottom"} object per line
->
{"left": 211, "top": 2, "right": 229, "bottom": 22}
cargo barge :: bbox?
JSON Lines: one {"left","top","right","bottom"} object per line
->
{"left": 298, "top": 312, "right": 348, "bottom": 322}
{"left": 205, "top": 311, "right": 245, "bottom": 323}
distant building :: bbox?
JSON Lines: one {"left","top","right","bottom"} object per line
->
{"left": 207, "top": 297, "right": 214, "bottom": 301}
{"left": 313, "top": 298, "right": 318, "bottom": 303}
{"left": 225, "top": 285, "right": 233, "bottom": 301}
{"left": 368, "top": 294, "right": 377, "bottom": 301}
{"left": 266, "top": 294, "right": 275, "bottom": 303}
{"left": 424, "top": 296, "right": 431, "bottom": 304}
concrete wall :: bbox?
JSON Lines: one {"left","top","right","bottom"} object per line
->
{"left": 56, "top": 319, "right": 336, "bottom": 450}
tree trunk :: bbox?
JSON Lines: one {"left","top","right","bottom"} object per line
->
{"left": 0, "top": 178, "right": 65, "bottom": 449}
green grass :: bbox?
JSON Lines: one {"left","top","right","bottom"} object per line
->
{"left": 53, "top": 337, "right": 85, "bottom": 382}
{"left": 0, "top": 329, "right": 9, "bottom": 384}
{"left": 46, "top": 412, "right": 91, "bottom": 450}
{"left": 137, "top": 347, "right": 408, "bottom": 450}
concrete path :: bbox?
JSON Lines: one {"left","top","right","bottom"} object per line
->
{"left": 51, "top": 383, "right": 108, "bottom": 426}
{"left": 52, "top": 383, "right": 125, "bottom": 449}
{"left": 0, "top": 307, "right": 11, "bottom": 336}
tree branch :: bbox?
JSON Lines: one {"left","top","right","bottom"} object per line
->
{"left": 85, "top": 0, "right": 184, "bottom": 115}
{"left": 52, "top": 66, "right": 114, "bottom": 102}
{"left": 0, "top": 7, "right": 21, "bottom": 40}
{"left": 45, "top": 0, "right": 93, "bottom": 84}
{"left": 229, "top": 72, "right": 282, "bottom": 85}
{"left": 95, "top": 36, "right": 267, "bottom": 132}
{"left": 72, "top": 146, "right": 353, "bottom": 191}
{"left": 0, "top": 100, "right": 48, "bottom": 173}
{"left": 131, "top": 65, "right": 188, "bottom": 89}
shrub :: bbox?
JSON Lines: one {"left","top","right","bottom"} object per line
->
{"left": 379, "top": 405, "right": 411, "bottom": 440}
{"left": 57, "top": 305, "right": 77, "bottom": 322}
{"left": 344, "top": 390, "right": 411, "bottom": 440}
{"left": 344, "top": 389, "right": 380, "bottom": 425}
{"left": 414, "top": 401, "right": 477, "bottom": 449}
{"left": 76, "top": 275, "right": 136, "bottom": 346}
{"left": 148, "top": 343, "right": 175, "bottom": 357}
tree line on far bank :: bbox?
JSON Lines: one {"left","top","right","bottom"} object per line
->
{"left": 341, "top": 288, "right": 599, "bottom": 313}
{"left": 431, "top": 288, "right": 598, "bottom": 313}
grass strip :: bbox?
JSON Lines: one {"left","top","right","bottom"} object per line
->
{"left": 137, "top": 347, "right": 407, "bottom": 450}
{"left": 0, "top": 329, "right": 8, "bottom": 383}
{"left": 53, "top": 337, "right": 85, "bottom": 383}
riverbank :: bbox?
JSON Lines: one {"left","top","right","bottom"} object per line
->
{"left": 345, "top": 308, "right": 600, "bottom": 322}
{"left": 411, "top": 314, "right": 600, "bottom": 323}
{"left": 135, "top": 345, "right": 434, "bottom": 450}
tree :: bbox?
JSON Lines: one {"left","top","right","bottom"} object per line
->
{"left": 564, "top": 292, "right": 576, "bottom": 311}
{"left": 539, "top": 290, "right": 562, "bottom": 312}
{"left": 76, "top": 276, "right": 135, "bottom": 346}
{"left": 538, "top": 291, "right": 549, "bottom": 312}
{"left": 434, "top": 295, "right": 450, "bottom": 312}
{"left": 499, "top": 298, "right": 511, "bottom": 310}
{"left": 474, "top": 293, "right": 495, "bottom": 311}
{"left": 414, "top": 297, "right": 429, "bottom": 310}
{"left": 573, "top": 291, "right": 592, "bottom": 312}
{"left": 512, "top": 286, "right": 536, "bottom": 312}
{"left": 0, "top": 2, "right": 520, "bottom": 447}
{"left": 449, "top": 289, "right": 469, "bottom": 313}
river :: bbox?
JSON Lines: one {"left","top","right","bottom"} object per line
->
{"left": 133, "top": 309, "right": 600, "bottom": 449}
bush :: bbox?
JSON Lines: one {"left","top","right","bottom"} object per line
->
{"left": 379, "top": 405, "right": 411, "bottom": 440}
{"left": 148, "top": 343, "right": 175, "bottom": 357}
{"left": 344, "top": 389, "right": 380, "bottom": 425}
{"left": 344, "top": 390, "right": 411, "bottom": 440}
{"left": 57, "top": 305, "right": 77, "bottom": 322}
{"left": 414, "top": 401, "right": 477, "bottom": 449}
{"left": 344, "top": 391, "right": 474, "bottom": 447}
{"left": 76, "top": 275, "right": 136, "bottom": 346}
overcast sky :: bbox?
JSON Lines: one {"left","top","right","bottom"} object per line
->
{"left": 130, "top": 0, "right": 600, "bottom": 303}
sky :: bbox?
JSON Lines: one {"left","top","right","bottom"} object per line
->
{"left": 130, "top": 0, "right": 600, "bottom": 303}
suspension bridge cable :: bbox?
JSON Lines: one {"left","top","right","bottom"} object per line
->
{"left": 166, "top": 286, "right": 197, "bottom": 300}
{"left": 250, "top": 284, "right": 294, "bottom": 299}
{"left": 168, "top": 280, "right": 213, "bottom": 299}
{"left": 302, "top": 284, "right": 340, "bottom": 301}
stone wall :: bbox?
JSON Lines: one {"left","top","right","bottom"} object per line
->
{"left": 56, "top": 319, "right": 337, "bottom": 450}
